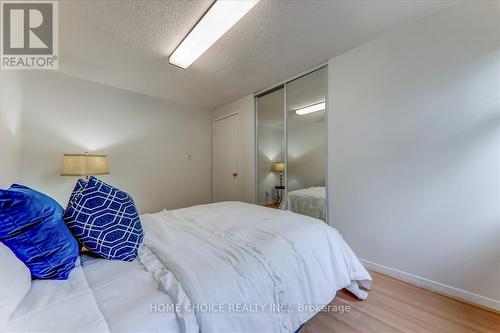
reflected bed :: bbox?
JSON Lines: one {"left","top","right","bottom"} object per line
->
{"left": 287, "top": 186, "right": 326, "bottom": 221}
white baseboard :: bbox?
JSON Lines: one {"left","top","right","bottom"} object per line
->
{"left": 361, "top": 259, "right": 500, "bottom": 312}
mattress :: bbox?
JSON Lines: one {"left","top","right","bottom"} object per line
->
{"left": 287, "top": 186, "right": 326, "bottom": 220}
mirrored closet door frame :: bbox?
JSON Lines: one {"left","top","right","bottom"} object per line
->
{"left": 254, "top": 63, "right": 329, "bottom": 224}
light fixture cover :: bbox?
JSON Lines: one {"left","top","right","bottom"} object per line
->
{"left": 294, "top": 102, "right": 326, "bottom": 116}
{"left": 61, "top": 154, "right": 110, "bottom": 176}
{"left": 169, "top": 0, "right": 260, "bottom": 69}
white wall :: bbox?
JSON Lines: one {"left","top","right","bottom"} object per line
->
{"left": 328, "top": 1, "right": 500, "bottom": 309}
{"left": 0, "top": 71, "right": 23, "bottom": 188}
{"left": 21, "top": 71, "right": 212, "bottom": 213}
{"left": 212, "top": 95, "right": 255, "bottom": 203}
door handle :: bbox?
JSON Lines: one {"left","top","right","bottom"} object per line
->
{"left": 232, "top": 173, "right": 238, "bottom": 177}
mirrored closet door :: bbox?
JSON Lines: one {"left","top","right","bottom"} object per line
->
{"left": 256, "top": 86, "right": 285, "bottom": 208}
{"left": 256, "top": 66, "right": 328, "bottom": 221}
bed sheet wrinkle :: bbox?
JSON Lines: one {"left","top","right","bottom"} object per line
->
{"left": 81, "top": 254, "right": 187, "bottom": 333}
{"left": 160, "top": 214, "right": 254, "bottom": 284}
{"left": 142, "top": 211, "right": 282, "bottom": 333}
{"left": 171, "top": 212, "right": 289, "bottom": 333}
{"left": 165, "top": 212, "right": 288, "bottom": 331}
{"left": 138, "top": 245, "right": 199, "bottom": 333}
{"left": 259, "top": 229, "right": 311, "bottom": 302}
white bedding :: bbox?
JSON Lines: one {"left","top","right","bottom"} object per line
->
{"left": 287, "top": 187, "right": 326, "bottom": 220}
{"left": 4, "top": 202, "right": 371, "bottom": 333}
{"left": 141, "top": 202, "right": 371, "bottom": 333}
{"left": 3, "top": 254, "right": 184, "bottom": 333}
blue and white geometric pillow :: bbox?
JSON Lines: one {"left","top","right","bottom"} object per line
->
{"left": 67, "top": 178, "right": 87, "bottom": 205}
{"left": 63, "top": 176, "right": 144, "bottom": 261}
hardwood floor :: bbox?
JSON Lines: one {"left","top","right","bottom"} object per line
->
{"left": 300, "top": 271, "right": 500, "bottom": 333}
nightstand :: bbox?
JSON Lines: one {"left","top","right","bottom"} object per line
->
{"left": 264, "top": 203, "right": 281, "bottom": 209}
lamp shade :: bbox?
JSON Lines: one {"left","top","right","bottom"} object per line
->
{"left": 61, "top": 154, "right": 109, "bottom": 176}
{"left": 272, "top": 162, "right": 285, "bottom": 172}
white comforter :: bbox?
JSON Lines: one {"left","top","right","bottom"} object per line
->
{"left": 140, "top": 202, "right": 371, "bottom": 333}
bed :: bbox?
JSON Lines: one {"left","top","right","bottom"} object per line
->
{"left": 4, "top": 202, "right": 371, "bottom": 333}
{"left": 287, "top": 186, "right": 326, "bottom": 220}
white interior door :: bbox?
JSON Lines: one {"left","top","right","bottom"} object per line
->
{"left": 213, "top": 113, "right": 240, "bottom": 202}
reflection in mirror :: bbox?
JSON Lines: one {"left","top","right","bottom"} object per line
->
{"left": 256, "top": 87, "right": 285, "bottom": 207}
{"left": 286, "top": 67, "right": 327, "bottom": 220}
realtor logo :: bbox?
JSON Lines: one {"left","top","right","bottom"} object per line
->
{"left": 1, "top": 0, "right": 58, "bottom": 69}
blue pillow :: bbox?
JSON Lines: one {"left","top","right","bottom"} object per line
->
{"left": 63, "top": 177, "right": 143, "bottom": 261}
{"left": 67, "top": 178, "right": 87, "bottom": 205}
{"left": 0, "top": 184, "right": 79, "bottom": 280}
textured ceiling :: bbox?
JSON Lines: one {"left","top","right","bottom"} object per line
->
{"left": 57, "top": 0, "right": 457, "bottom": 110}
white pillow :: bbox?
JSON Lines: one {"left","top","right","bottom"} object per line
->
{"left": 0, "top": 242, "right": 31, "bottom": 329}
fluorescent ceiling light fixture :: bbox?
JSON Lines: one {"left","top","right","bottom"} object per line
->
{"left": 294, "top": 102, "right": 326, "bottom": 116}
{"left": 169, "top": 0, "right": 260, "bottom": 69}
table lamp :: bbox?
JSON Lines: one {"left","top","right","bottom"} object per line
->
{"left": 272, "top": 162, "right": 285, "bottom": 187}
{"left": 61, "top": 152, "right": 109, "bottom": 179}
